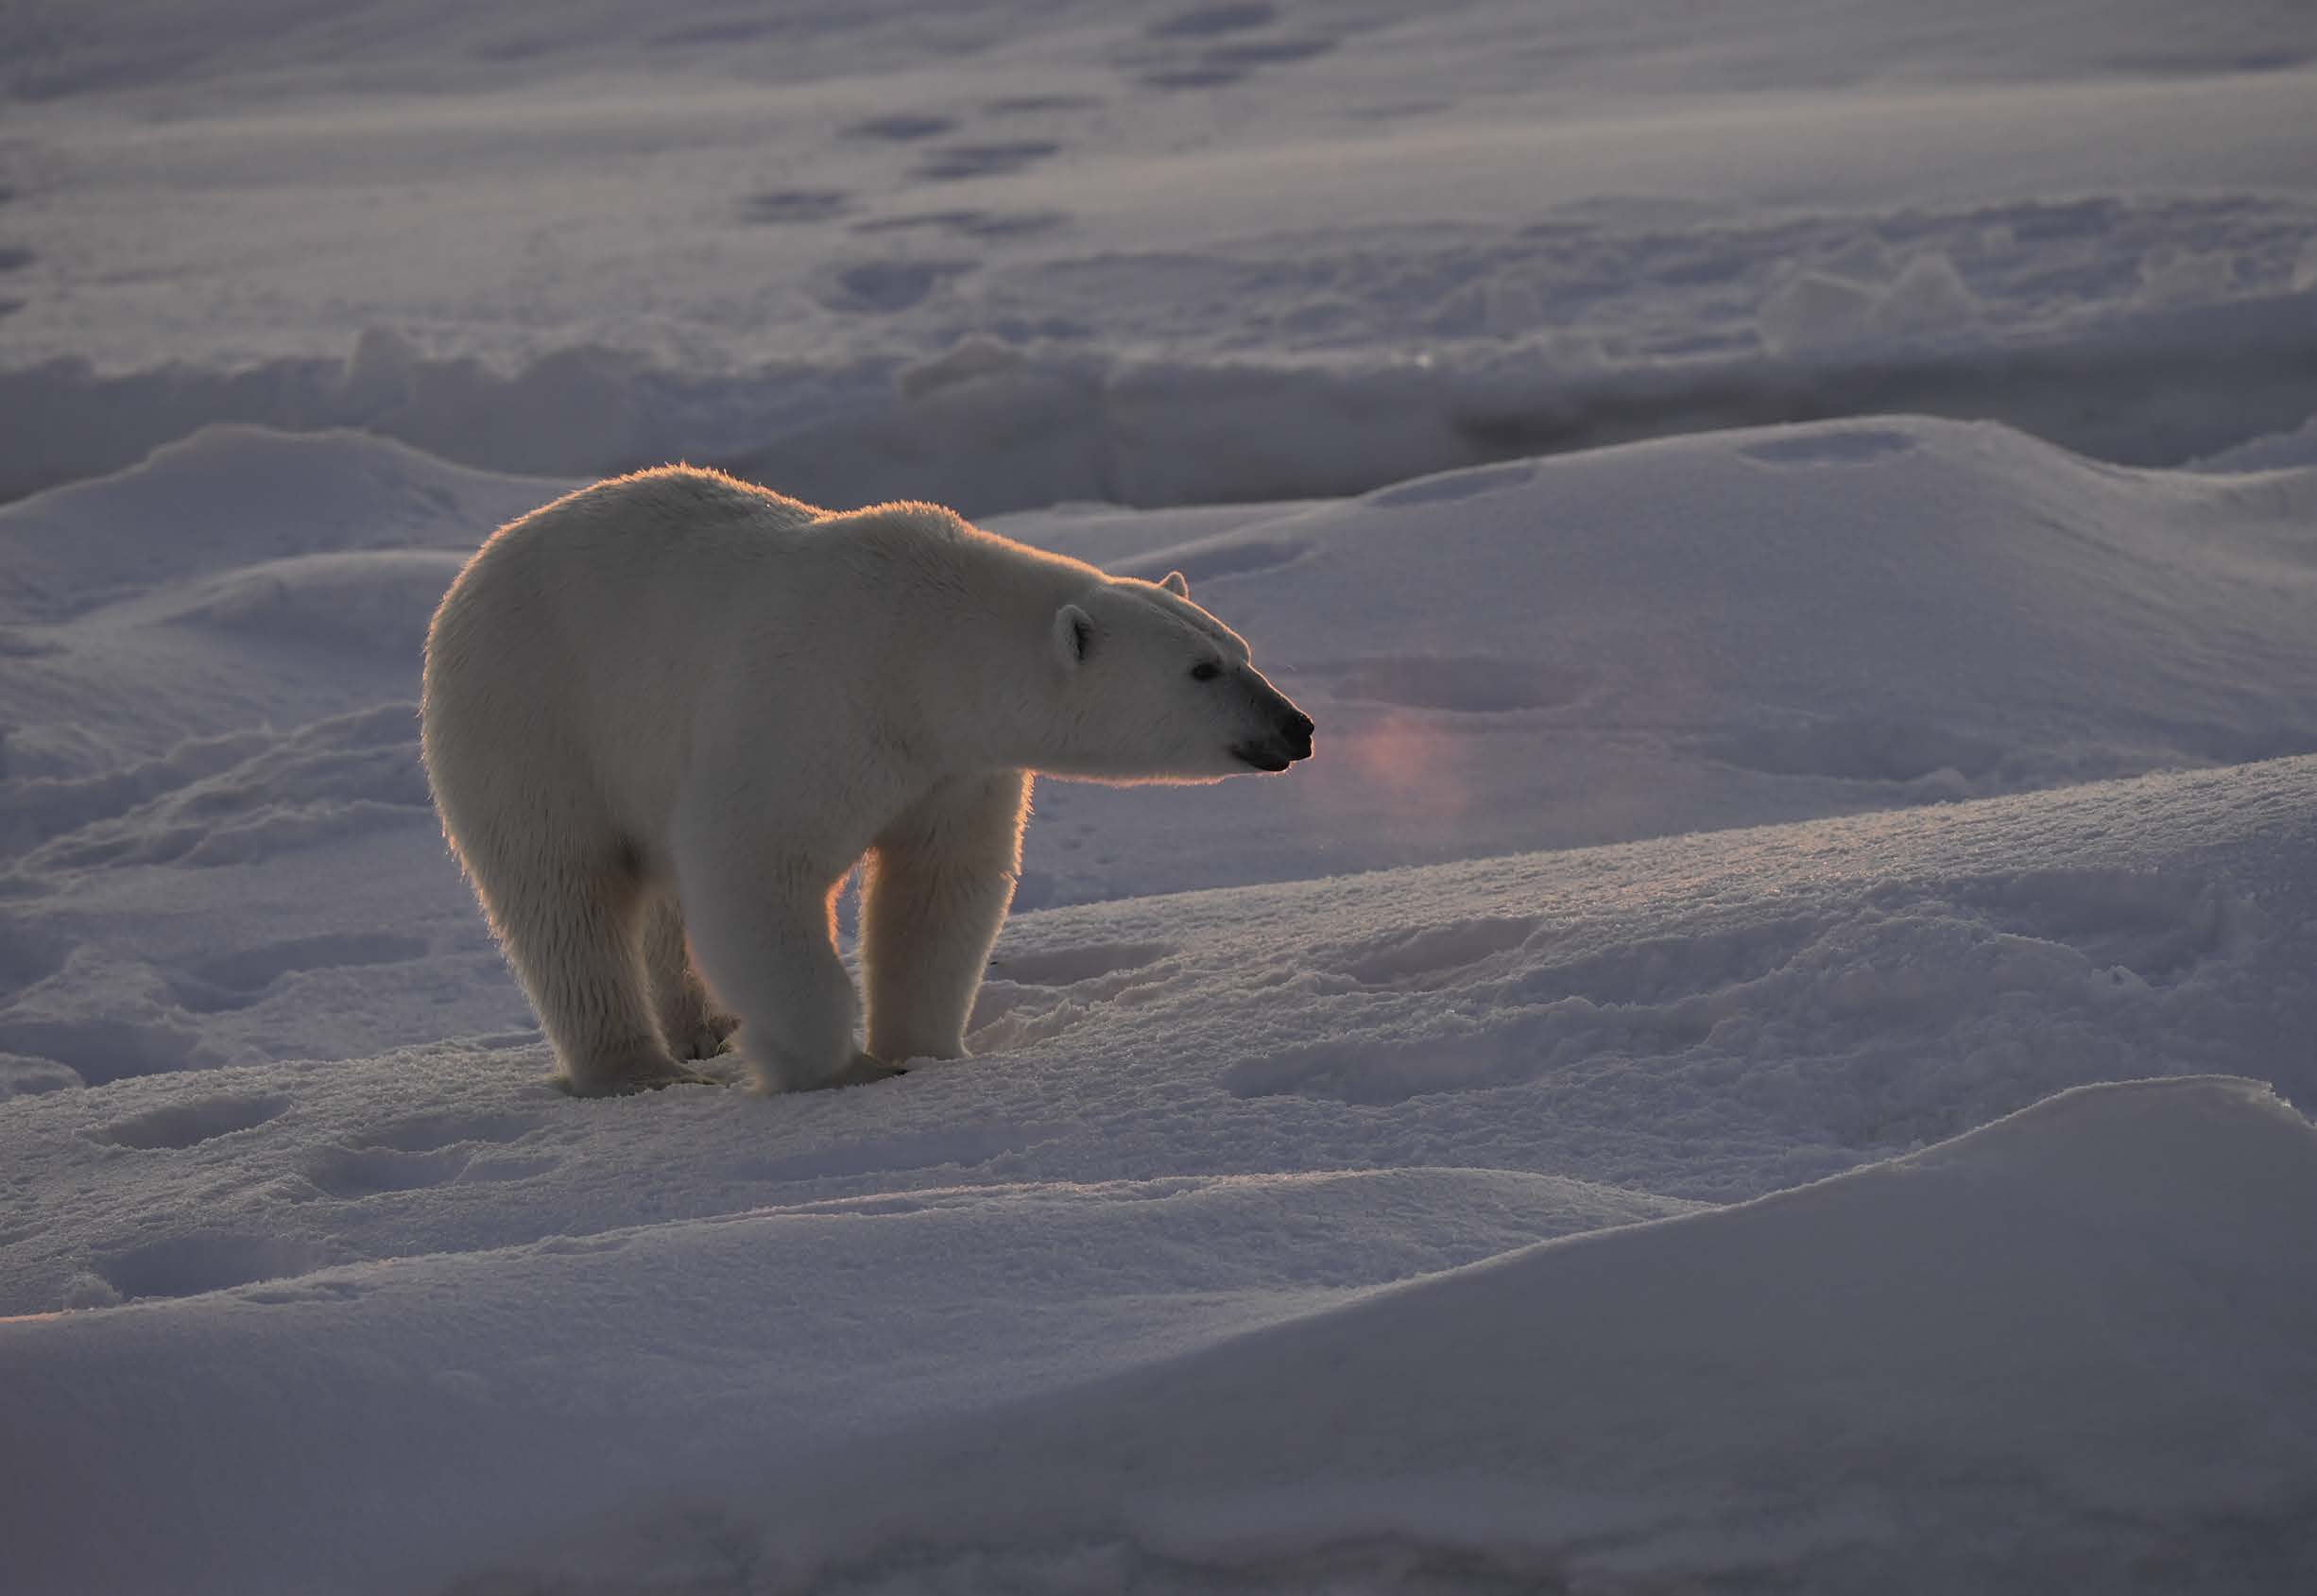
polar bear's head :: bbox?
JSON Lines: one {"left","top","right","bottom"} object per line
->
{"left": 1041, "top": 570, "right": 1314, "bottom": 783}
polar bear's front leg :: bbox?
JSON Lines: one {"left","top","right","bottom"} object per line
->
{"left": 861, "top": 770, "right": 1032, "bottom": 1065}
{"left": 674, "top": 838, "right": 866, "bottom": 1094}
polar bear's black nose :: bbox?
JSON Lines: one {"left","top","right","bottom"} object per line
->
{"left": 1282, "top": 710, "right": 1315, "bottom": 759}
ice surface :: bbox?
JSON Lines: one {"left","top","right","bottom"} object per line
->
{"left": 4, "top": 3, "right": 2316, "bottom": 1591}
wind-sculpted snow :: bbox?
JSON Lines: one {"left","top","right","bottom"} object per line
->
{"left": 717, "top": 1077, "right": 2317, "bottom": 1595}
{"left": 3, "top": 2, "right": 2315, "bottom": 505}
{"left": 4, "top": 3, "right": 2315, "bottom": 1587}
{"left": 8, "top": 276, "right": 2316, "bottom": 513}
{"left": 4, "top": 418, "right": 2315, "bottom": 1107}
{"left": 5, "top": 752, "right": 2317, "bottom": 1588}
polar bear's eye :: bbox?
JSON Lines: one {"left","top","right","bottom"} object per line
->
{"left": 1189, "top": 661, "right": 1223, "bottom": 682}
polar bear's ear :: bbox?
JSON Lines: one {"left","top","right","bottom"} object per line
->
{"left": 1053, "top": 604, "right": 1093, "bottom": 670}
{"left": 1159, "top": 570, "right": 1190, "bottom": 598}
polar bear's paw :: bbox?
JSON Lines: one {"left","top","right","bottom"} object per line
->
{"left": 823, "top": 1051, "right": 910, "bottom": 1090}
{"left": 559, "top": 1055, "right": 726, "bottom": 1097}
{"left": 668, "top": 1011, "right": 742, "bottom": 1062}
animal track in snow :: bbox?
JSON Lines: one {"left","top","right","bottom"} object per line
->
{"left": 305, "top": 1109, "right": 551, "bottom": 1198}
{"left": 1203, "top": 37, "right": 1335, "bottom": 67}
{"left": 822, "top": 259, "right": 976, "bottom": 313}
{"left": 844, "top": 113, "right": 955, "bottom": 142}
{"left": 1955, "top": 868, "right": 2239, "bottom": 985}
{"left": 852, "top": 209, "right": 1068, "bottom": 240}
{"left": 1134, "top": 36, "right": 1335, "bottom": 87}
{"left": 983, "top": 94, "right": 1103, "bottom": 114}
{"left": 1316, "top": 916, "right": 1542, "bottom": 990}
{"left": 970, "top": 942, "right": 1180, "bottom": 1047}
{"left": 1129, "top": 6, "right": 1337, "bottom": 88}
{"left": 987, "top": 941, "right": 1175, "bottom": 987}
{"left": 1231, "top": 920, "right": 1826, "bottom": 1106}
{"left": 1148, "top": 2, "right": 1276, "bottom": 36}
{"left": 94, "top": 1234, "right": 324, "bottom": 1302}
{"left": 739, "top": 188, "right": 852, "bottom": 225}
{"left": 912, "top": 142, "right": 1060, "bottom": 182}
{"left": 647, "top": 17, "right": 775, "bottom": 47}
{"left": 305, "top": 1145, "right": 487, "bottom": 1198}
{"left": 353, "top": 1108, "right": 544, "bottom": 1155}
{"left": 96, "top": 1094, "right": 288, "bottom": 1150}
{"left": 1509, "top": 921, "right": 1824, "bottom": 1016}
{"left": 304, "top": 1144, "right": 472, "bottom": 1197}
{"left": 0, "top": 1015, "right": 199, "bottom": 1085}
{"left": 170, "top": 931, "right": 427, "bottom": 1014}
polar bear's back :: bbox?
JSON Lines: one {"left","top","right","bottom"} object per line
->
{"left": 459, "top": 466, "right": 821, "bottom": 599}
{"left": 422, "top": 468, "right": 837, "bottom": 831}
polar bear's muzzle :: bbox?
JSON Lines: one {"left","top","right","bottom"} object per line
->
{"left": 1229, "top": 680, "right": 1316, "bottom": 773}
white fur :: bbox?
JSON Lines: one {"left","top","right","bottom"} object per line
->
{"left": 420, "top": 467, "right": 1310, "bottom": 1095}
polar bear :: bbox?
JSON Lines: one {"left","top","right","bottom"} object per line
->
{"left": 421, "top": 466, "right": 1313, "bottom": 1096}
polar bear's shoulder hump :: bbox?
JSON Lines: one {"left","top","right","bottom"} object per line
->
{"left": 577, "top": 465, "right": 823, "bottom": 530}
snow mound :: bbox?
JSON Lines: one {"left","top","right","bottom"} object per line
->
{"left": 6, "top": 415, "right": 2315, "bottom": 898}
{"left": 1005, "top": 412, "right": 2317, "bottom": 899}
{"left": 11, "top": 278, "right": 2317, "bottom": 515}
{"left": 168, "top": 548, "right": 470, "bottom": 656}
{"left": 3, "top": 751, "right": 2313, "bottom": 1591}
{"left": 0, "top": 424, "right": 555, "bottom": 626}
{"left": 2195, "top": 407, "right": 2317, "bottom": 472}
{"left": 0, "top": 427, "right": 556, "bottom": 782}
{"left": 0, "top": 1157, "right": 1697, "bottom": 1596}
{"left": 735, "top": 1076, "right": 2317, "bottom": 1595}
{"left": 13, "top": 703, "right": 432, "bottom": 872}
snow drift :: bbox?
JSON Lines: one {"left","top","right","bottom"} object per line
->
{"left": 5, "top": 746, "right": 2314, "bottom": 1593}
{"left": 5, "top": 6, "right": 2316, "bottom": 1580}
{"left": 7, "top": 416, "right": 2315, "bottom": 907}
{"left": 740, "top": 1076, "right": 2317, "bottom": 1595}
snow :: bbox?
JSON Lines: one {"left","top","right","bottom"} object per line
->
{"left": 5, "top": 1, "right": 2316, "bottom": 504}
{"left": 8, "top": 760, "right": 2317, "bottom": 1593}
{"left": 4, "top": 2, "right": 2317, "bottom": 1592}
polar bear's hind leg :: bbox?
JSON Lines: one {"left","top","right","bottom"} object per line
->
{"left": 643, "top": 892, "right": 740, "bottom": 1062}
{"left": 469, "top": 827, "right": 708, "bottom": 1096}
